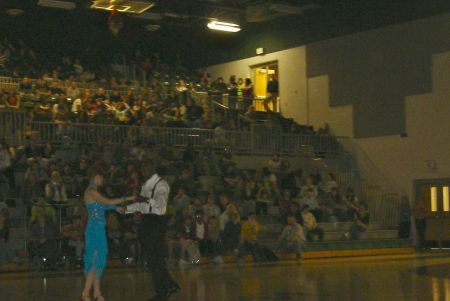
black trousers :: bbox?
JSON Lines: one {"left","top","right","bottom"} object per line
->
{"left": 139, "top": 214, "right": 178, "bottom": 299}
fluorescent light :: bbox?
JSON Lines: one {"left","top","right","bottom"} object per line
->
{"left": 207, "top": 21, "right": 241, "bottom": 32}
{"left": 91, "top": 0, "right": 155, "bottom": 14}
{"left": 431, "top": 186, "right": 437, "bottom": 212}
{"left": 38, "top": 0, "right": 76, "bottom": 10}
{"left": 443, "top": 186, "right": 449, "bottom": 212}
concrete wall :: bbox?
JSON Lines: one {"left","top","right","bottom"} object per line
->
{"left": 206, "top": 47, "right": 308, "bottom": 124}
{"left": 355, "top": 51, "right": 450, "bottom": 195}
{"left": 207, "top": 13, "right": 450, "bottom": 198}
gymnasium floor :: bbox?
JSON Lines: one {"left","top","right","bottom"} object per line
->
{"left": 1, "top": 254, "right": 450, "bottom": 301}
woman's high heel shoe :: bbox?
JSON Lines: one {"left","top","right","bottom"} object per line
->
{"left": 81, "top": 294, "right": 91, "bottom": 301}
{"left": 94, "top": 295, "right": 105, "bottom": 301}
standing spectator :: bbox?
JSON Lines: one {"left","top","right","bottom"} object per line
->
{"left": 414, "top": 202, "right": 427, "bottom": 249}
{"left": 236, "top": 78, "right": 244, "bottom": 110}
{"left": 301, "top": 206, "right": 324, "bottom": 242}
{"left": 300, "top": 176, "right": 318, "bottom": 198}
{"left": 242, "top": 78, "right": 254, "bottom": 112}
{"left": 264, "top": 74, "right": 278, "bottom": 112}
{"left": 398, "top": 196, "right": 412, "bottom": 239}
{"left": 278, "top": 215, "right": 305, "bottom": 259}
{"left": 228, "top": 75, "right": 238, "bottom": 109}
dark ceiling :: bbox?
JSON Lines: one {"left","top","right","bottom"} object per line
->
{"left": 1, "top": 0, "right": 450, "bottom": 67}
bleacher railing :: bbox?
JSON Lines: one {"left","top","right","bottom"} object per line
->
{"left": 27, "top": 121, "right": 345, "bottom": 155}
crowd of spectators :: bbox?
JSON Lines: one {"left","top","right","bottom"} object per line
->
{"left": 0, "top": 134, "right": 372, "bottom": 268}
{"left": 0, "top": 37, "right": 333, "bottom": 136}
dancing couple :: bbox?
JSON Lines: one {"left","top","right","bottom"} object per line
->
{"left": 81, "top": 163, "right": 179, "bottom": 301}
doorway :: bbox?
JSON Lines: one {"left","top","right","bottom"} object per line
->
{"left": 414, "top": 178, "right": 450, "bottom": 247}
{"left": 251, "top": 62, "right": 279, "bottom": 112}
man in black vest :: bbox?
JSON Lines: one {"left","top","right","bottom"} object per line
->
{"left": 125, "top": 162, "right": 179, "bottom": 301}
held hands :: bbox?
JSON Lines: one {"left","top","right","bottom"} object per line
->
{"left": 116, "top": 207, "right": 126, "bottom": 214}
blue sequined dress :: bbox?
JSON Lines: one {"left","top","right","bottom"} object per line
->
{"left": 84, "top": 202, "right": 117, "bottom": 278}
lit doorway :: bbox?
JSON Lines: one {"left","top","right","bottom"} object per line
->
{"left": 415, "top": 178, "right": 450, "bottom": 247}
{"left": 251, "top": 62, "right": 279, "bottom": 112}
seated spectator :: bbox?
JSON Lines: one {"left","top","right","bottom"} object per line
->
{"left": 220, "top": 203, "right": 241, "bottom": 253}
{"left": 185, "top": 98, "right": 204, "bottom": 127}
{"left": 20, "top": 77, "right": 34, "bottom": 94}
{"left": 30, "top": 196, "right": 56, "bottom": 224}
{"left": 237, "top": 213, "right": 260, "bottom": 262}
{"left": 278, "top": 214, "right": 305, "bottom": 259}
{"left": 202, "top": 194, "right": 221, "bottom": 219}
{"left": 206, "top": 216, "right": 223, "bottom": 264}
{"left": 123, "top": 212, "right": 142, "bottom": 265}
{"left": 282, "top": 201, "right": 303, "bottom": 225}
{"left": 218, "top": 193, "right": 231, "bottom": 212}
{"left": 66, "top": 81, "right": 80, "bottom": 100}
{"left": 300, "top": 175, "right": 318, "bottom": 198}
{"left": 267, "top": 154, "right": 281, "bottom": 177}
{"left": 278, "top": 189, "right": 294, "bottom": 216}
{"left": 61, "top": 163, "right": 77, "bottom": 198}
{"left": 6, "top": 89, "right": 20, "bottom": 109}
{"left": 28, "top": 213, "right": 59, "bottom": 269}
{"left": 347, "top": 202, "right": 370, "bottom": 240}
{"left": 323, "top": 173, "right": 338, "bottom": 194}
{"left": 329, "top": 188, "right": 350, "bottom": 222}
{"left": 45, "top": 171, "right": 68, "bottom": 204}
{"left": 0, "top": 209, "right": 21, "bottom": 265}
{"left": 191, "top": 196, "right": 204, "bottom": 213}
{"left": 256, "top": 187, "right": 271, "bottom": 216}
{"left": 241, "top": 171, "right": 256, "bottom": 215}
{"left": 0, "top": 141, "right": 12, "bottom": 203}
{"left": 178, "top": 217, "right": 201, "bottom": 265}
{"left": 33, "top": 98, "right": 52, "bottom": 121}
{"left": 62, "top": 216, "right": 85, "bottom": 260}
{"left": 107, "top": 212, "right": 124, "bottom": 258}
{"left": 301, "top": 206, "right": 324, "bottom": 242}
{"left": 172, "top": 187, "right": 191, "bottom": 211}
{"left": 194, "top": 211, "right": 210, "bottom": 256}
{"left": 300, "top": 188, "right": 322, "bottom": 222}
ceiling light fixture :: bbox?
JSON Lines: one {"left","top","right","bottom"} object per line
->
{"left": 37, "top": 0, "right": 76, "bottom": 10}
{"left": 91, "top": 0, "right": 155, "bottom": 14}
{"left": 207, "top": 20, "right": 241, "bottom": 32}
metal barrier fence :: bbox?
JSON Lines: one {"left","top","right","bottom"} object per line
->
{"left": 0, "top": 110, "right": 26, "bottom": 145}
{"left": 0, "top": 76, "right": 20, "bottom": 90}
{"left": 28, "top": 121, "right": 346, "bottom": 155}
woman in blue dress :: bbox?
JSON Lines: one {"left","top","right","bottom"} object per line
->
{"left": 81, "top": 167, "right": 134, "bottom": 301}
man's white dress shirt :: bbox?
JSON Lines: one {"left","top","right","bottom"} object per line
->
{"left": 126, "top": 174, "right": 170, "bottom": 216}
